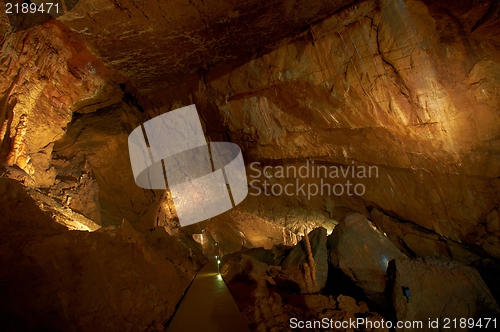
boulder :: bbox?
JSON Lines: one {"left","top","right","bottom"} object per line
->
{"left": 388, "top": 258, "right": 500, "bottom": 326}
{"left": 370, "top": 209, "right": 481, "bottom": 265}
{"left": 220, "top": 245, "right": 289, "bottom": 285}
{"left": 244, "top": 246, "right": 288, "bottom": 266}
{"left": 328, "top": 213, "right": 406, "bottom": 306}
{"left": 0, "top": 178, "right": 200, "bottom": 331}
{"left": 220, "top": 260, "right": 244, "bottom": 284}
{"left": 337, "top": 295, "right": 368, "bottom": 314}
{"left": 241, "top": 254, "right": 270, "bottom": 281}
{"left": 286, "top": 294, "right": 337, "bottom": 312}
{"left": 478, "top": 233, "right": 500, "bottom": 259}
{"left": 282, "top": 227, "right": 328, "bottom": 293}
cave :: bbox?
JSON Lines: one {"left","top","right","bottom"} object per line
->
{"left": 1, "top": 0, "right": 500, "bottom": 331}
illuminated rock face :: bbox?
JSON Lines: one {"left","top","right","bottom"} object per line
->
{"left": 56, "top": 0, "right": 355, "bottom": 93}
{"left": 201, "top": 0, "right": 500, "bottom": 254}
{"left": 1, "top": 0, "right": 499, "bottom": 255}
{"left": 1, "top": 0, "right": 500, "bottom": 329}
{"left": 328, "top": 213, "right": 406, "bottom": 307}
{"left": 0, "top": 18, "right": 123, "bottom": 188}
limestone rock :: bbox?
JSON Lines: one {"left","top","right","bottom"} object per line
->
{"left": 241, "top": 254, "right": 270, "bottom": 282}
{"left": 328, "top": 213, "right": 406, "bottom": 306}
{"left": 220, "top": 260, "right": 244, "bottom": 284}
{"left": 282, "top": 227, "right": 328, "bottom": 293}
{"left": 486, "top": 208, "right": 500, "bottom": 233}
{"left": 0, "top": 177, "right": 199, "bottom": 331}
{"left": 0, "top": 20, "right": 122, "bottom": 189}
{"left": 205, "top": 0, "right": 500, "bottom": 253}
{"left": 478, "top": 234, "right": 500, "bottom": 259}
{"left": 388, "top": 258, "right": 500, "bottom": 326}
{"left": 2, "top": 0, "right": 500, "bottom": 330}
{"left": 370, "top": 208, "right": 481, "bottom": 265}
{"left": 50, "top": 105, "right": 154, "bottom": 229}
{"left": 244, "top": 246, "right": 288, "bottom": 266}
{"left": 54, "top": 0, "right": 355, "bottom": 93}
{"left": 337, "top": 295, "right": 366, "bottom": 314}
{"left": 305, "top": 294, "right": 337, "bottom": 311}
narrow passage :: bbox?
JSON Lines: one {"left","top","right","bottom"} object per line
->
{"left": 168, "top": 262, "right": 250, "bottom": 332}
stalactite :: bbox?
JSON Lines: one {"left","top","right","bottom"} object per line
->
{"left": 5, "top": 114, "right": 34, "bottom": 177}
{"left": 0, "top": 119, "right": 8, "bottom": 144}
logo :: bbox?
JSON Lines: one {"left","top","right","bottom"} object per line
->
{"left": 128, "top": 104, "right": 248, "bottom": 227}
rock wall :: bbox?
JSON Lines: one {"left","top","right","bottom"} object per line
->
{"left": 2, "top": 0, "right": 498, "bottom": 257}
{"left": 0, "top": 12, "right": 123, "bottom": 188}
{"left": 180, "top": 0, "right": 500, "bottom": 256}
{"left": 0, "top": 177, "right": 206, "bottom": 331}
{"left": 0, "top": 7, "right": 207, "bottom": 331}
{"left": 1, "top": 0, "right": 500, "bottom": 329}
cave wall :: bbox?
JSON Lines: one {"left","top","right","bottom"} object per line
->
{"left": 175, "top": 0, "right": 500, "bottom": 258}
{"left": 0, "top": 10, "right": 167, "bottom": 231}
{"left": 0, "top": 177, "right": 205, "bottom": 331}
{"left": 118, "top": 0, "right": 500, "bottom": 260}
{"left": 0, "top": 7, "right": 207, "bottom": 331}
{"left": 2, "top": 0, "right": 498, "bottom": 260}
{"left": 1, "top": 0, "right": 500, "bottom": 328}
{"left": 0, "top": 14, "right": 123, "bottom": 187}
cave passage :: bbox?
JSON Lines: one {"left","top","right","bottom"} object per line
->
{"left": 167, "top": 262, "right": 250, "bottom": 332}
{"left": 1, "top": 0, "right": 500, "bottom": 330}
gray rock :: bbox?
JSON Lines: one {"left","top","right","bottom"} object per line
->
{"left": 328, "top": 213, "right": 406, "bottom": 307}
{"left": 388, "top": 257, "right": 500, "bottom": 328}
{"left": 241, "top": 254, "right": 269, "bottom": 281}
{"left": 245, "top": 246, "right": 287, "bottom": 266}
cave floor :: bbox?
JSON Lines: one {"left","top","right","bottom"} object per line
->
{"left": 168, "top": 262, "right": 250, "bottom": 332}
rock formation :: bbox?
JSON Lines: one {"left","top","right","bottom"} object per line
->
{"left": 0, "top": 177, "right": 206, "bottom": 330}
{"left": 388, "top": 257, "right": 500, "bottom": 327}
{"left": 328, "top": 213, "right": 406, "bottom": 307}
{"left": 282, "top": 227, "right": 328, "bottom": 293}
{"left": 1, "top": 0, "right": 500, "bottom": 330}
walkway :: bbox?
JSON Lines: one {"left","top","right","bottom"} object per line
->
{"left": 168, "top": 262, "right": 250, "bottom": 332}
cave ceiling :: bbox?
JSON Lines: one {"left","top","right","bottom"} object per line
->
{"left": 58, "top": 0, "right": 354, "bottom": 94}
